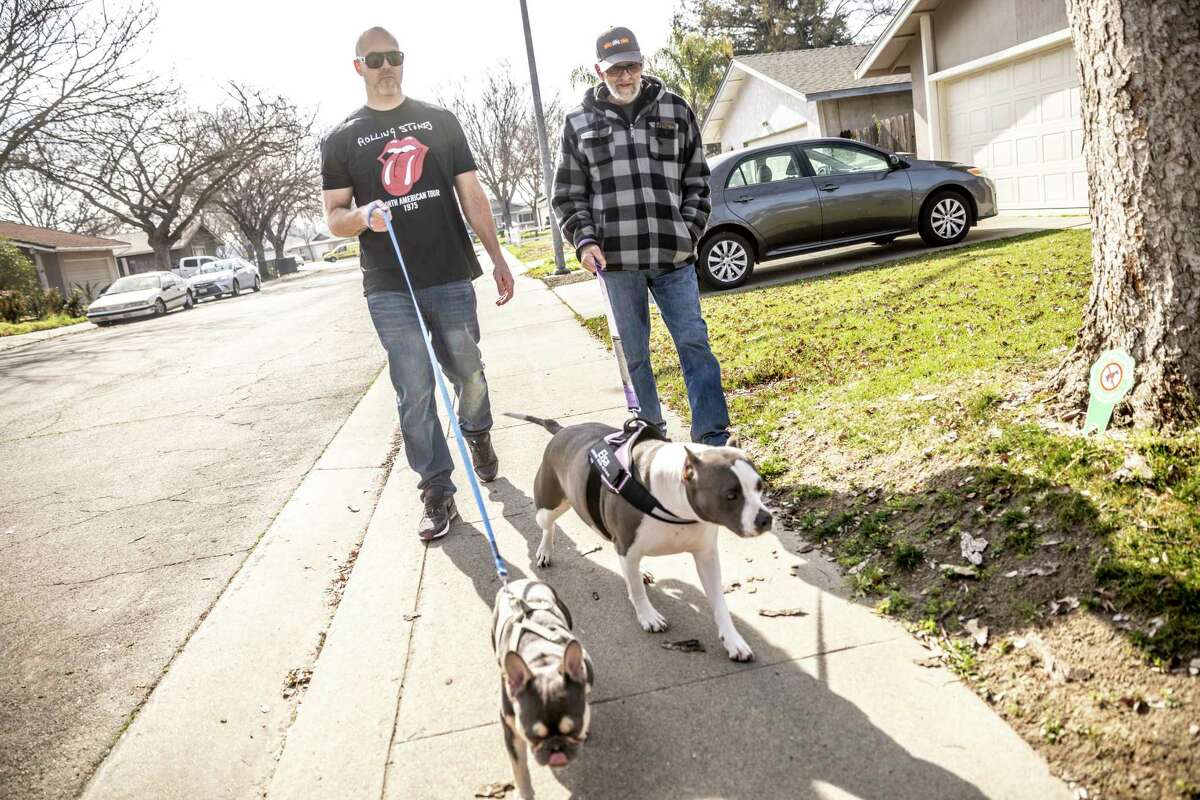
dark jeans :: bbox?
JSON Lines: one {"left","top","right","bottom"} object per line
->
{"left": 601, "top": 266, "right": 730, "bottom": 445}
{"left": 366, "top": 281, "right": 492, "bottom": 497}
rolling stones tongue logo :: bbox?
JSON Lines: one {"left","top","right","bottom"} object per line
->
{"left": 378, "top": 136, "right": 429, "bottom": 196}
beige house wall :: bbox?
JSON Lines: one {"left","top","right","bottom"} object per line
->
{"left": 934, "top": 0, "right": 1070, "bottom": 72}
{"left": 903, "top": 38, "right": 931, "bottom": 157}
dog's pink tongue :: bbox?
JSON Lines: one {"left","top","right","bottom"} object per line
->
{"left": 549, "top": 752, "right": 568, "bottom": 767}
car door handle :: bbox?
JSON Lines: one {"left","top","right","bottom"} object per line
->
{"left": 820, "top": 184, "right": 840, "bottom": 192}
{"left": 733, "top": 195, "right": 753, "bottom": 203}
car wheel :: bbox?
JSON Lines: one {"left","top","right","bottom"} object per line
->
{"left": 231, "top": 280, "right": 241, "bottom": 297}
{"left": 154, "top": 298, "right": 166, "bottom": 316}
{"left": 184, "top": 291, "right": 195, "bottom": 309}
{"left": 872, "top": 236, "right": 897, "bottom": 246}
{"left": 252, "top": 275, "right": 261, "bottom": 292}
{"left": 919, "top": 191, "right": 971, "bottom": 246}
{"left": 698, "top": 232, "right": 755, "bottom": 290}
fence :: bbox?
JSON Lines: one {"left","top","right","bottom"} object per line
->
{"left": 841, "top": 112, "right": 917, "bottom": 155}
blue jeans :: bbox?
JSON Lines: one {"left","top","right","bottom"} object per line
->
{"left": 367, "top": 281, "right": 492, "bottom": 497}
{"left": 601, "top": 266, "right": 730, "bottom": 445}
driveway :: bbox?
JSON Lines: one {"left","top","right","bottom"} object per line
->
{"left": 739, "top": 213, "right": 1090, "bottom": 292}
{"left": 0, "top": 262, "right": 387, "bottom": 799}
{"left": 548, "top": 214, "right": 1090, "bottom": 318}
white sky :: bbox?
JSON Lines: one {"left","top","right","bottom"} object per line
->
{"left": 146, "top": 0, "right": 677, "bottom": 129}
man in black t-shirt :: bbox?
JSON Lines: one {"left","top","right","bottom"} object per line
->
{"left": 322, "top": 25, "right": 515, "bottom": 542}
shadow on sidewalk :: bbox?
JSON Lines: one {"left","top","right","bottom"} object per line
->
{"left": 546, "top": 574, "right": 988, "bottom": 800}
{"left": 428, "top": 479, "right": 988, "bottom": 800}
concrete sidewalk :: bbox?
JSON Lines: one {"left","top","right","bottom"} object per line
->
{"left": 82, "top": 263, "right": 1071, "bottom": 799}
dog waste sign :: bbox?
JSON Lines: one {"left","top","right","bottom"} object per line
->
{"left": 1083, "top": 349, "right": 1135, "bottom": 435}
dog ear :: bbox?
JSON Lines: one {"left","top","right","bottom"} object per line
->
{"left": 682, "top": 447, "right": 698, "bottom": 482}
{"left": 726, "top": 432, "right": 741, "bottom": 449}
{"left": 504, "top": 651, "right": 533, "bottom": 695}
{"left": 561, "top": 640, "right": 587, "bottom": 684}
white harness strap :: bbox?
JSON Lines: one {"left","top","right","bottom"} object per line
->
{"left": 504, "top": 593, "right": 573, "bottom": 654}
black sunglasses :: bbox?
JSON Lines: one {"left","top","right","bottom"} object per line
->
{"left": 356, "top": 50, "right": 404, "bottom": 69}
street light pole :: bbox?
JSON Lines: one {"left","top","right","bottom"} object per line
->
{"left": 518, "top": 0, "right": 569, "bottom": 275}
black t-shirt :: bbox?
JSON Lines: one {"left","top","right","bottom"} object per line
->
{"left": 320, "top": 99, "right": 483, "bottom": 295}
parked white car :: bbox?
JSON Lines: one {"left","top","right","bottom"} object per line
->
{"left": 187, "top": 258, "right": 262, "bottom": 301}
{"left": 175, "top": 255, "right": 218, "bottom": 278}
{"left": 86, "top": 271, "right": 194, "bottom": 325}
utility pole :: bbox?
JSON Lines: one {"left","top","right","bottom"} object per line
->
{"left": 518, "top": 0, "right": 569, "bottom": 274}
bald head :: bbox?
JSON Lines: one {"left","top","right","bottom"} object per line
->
{"left": 356, "top": 26, "right": 398, "bottom": 56}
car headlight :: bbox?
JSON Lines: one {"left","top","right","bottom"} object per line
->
{"left": 967, "top": 167, "right": 985, "bottom": 176}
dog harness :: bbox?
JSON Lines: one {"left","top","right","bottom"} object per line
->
{"left": 502, "top": 593, "right": 574, "bottom": 652}
{"left": 585, "top": 418, "right": 697, "bottom": 538}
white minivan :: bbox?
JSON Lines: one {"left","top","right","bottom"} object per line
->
{"left": 175, "top": 255, "right": 218, "bottom": 278}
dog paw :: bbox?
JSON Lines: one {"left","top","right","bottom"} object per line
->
{"left": 535, "top": 548, "right": 552, "bottom": 568}
{"left": 637, "top": 606, "right": 669, "bottom": 633}
{"left": 722, "top": 634, "right": 755, "bottom": 662}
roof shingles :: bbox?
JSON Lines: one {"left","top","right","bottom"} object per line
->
{"left": 0, "top": 220, "right": 128, "bottom": 251}
{"left": 737, "top": 44, "right": 910, "bottom": 96}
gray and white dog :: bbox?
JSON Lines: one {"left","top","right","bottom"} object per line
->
{"left": 507, "top": 414, "right": 773, "bottom": 661}
{"left": 492, "top": 579, "right": 593, "bottom": 800}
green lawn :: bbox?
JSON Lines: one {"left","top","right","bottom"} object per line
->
{"left": 505, "top": 232, "right": 580, "bottom": 278}
{"left": 0, "top": 313, "right": 88, "bottom": 337}
{"left": 581, "top": 229, "right": 1199, "bottom": 662}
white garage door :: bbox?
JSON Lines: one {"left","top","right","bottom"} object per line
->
{"left": 60, "top": 255, "right": 117, "bottom": 293}
{"left": 941, "top": 43, "right": 1087, "bottom": 210}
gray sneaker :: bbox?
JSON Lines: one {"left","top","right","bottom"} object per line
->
{"left": 466, "top": 433, "right": 499, "bottom": 482}
{"left": 418, "top": 493, "right": 457, "bottom": 541}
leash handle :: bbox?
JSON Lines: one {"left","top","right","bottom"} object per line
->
{"left": 377, "top": 207, "right": 508, "bottom": 583}
{"left": 594, "top": 269, "right": 640, "bottom": 414}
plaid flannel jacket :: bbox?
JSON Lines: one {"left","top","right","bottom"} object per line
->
{"left": 552, "top": 77, "right": 711, "bottom": 271}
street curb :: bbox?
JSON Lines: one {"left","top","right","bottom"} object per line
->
{"left": 0, "top": 319, "right": 95, "bottom": 353}
{"left": 79, "top": 367, "right": 397, "bottom": 800}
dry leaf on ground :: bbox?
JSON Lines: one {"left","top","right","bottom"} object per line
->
{"left": 759, "top": 608, "right": 807, "bottom": 617}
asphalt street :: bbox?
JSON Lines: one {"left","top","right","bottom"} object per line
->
{"left": 0, "top": 263, "right": 387, "bottom": 799}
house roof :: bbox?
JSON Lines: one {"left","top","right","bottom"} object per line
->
{"left": 738, "top": 44, "right": 912, "bottom": 96}
{"left": 107, "top": 219, "right": 217, "bottom": 257}
{"left": 703, "top": 44, "right": 912, "bottom": 145}
{"left": 855, "top": 0, "right": 942, "bottom": 79}
{"left": 0, "top": 220, "right": 128, "bottom": 252}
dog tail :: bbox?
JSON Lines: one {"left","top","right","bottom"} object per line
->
{"left": 503, "top": 412, "right": 563, "bottom": 435}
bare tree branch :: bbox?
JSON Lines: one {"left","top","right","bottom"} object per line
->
{"left": 444, "top": 63, "right": 528, "bottom": 232}
{"left": 29, "top": 85, "right": 299, "bottom": 269}
{"left": 0, "top": 0, "right": 157, "bottom": 173}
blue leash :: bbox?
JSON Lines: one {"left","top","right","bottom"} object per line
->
{"left": 371, "top": 206, "right": 508, "bottom": 583}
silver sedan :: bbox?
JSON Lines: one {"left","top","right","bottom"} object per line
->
{"left": 187, "top": 258, "right": 262, "bottom": 302}
{"left": 86, "top": 271, "right": 193, "bottom": 325}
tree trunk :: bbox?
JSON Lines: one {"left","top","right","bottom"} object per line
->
{"left": 267, "top": 234, "right": 287, "bottom": 263}
{"left": 501, "top": 198, "right": 513, "bottom": 233}
{"left": 149, "top": 234, "right": 173, "bottom": 272}
{"left": 252, "top": 240, "right": 267, "bottom": 269}
{"left": 1053, "top": 0, "right": 1200, "bottom": 430}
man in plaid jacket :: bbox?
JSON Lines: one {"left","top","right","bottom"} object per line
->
{"left": 552, "top": 26, "right": 732, "bottom": 446}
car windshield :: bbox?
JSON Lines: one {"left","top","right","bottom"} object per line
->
{"left": 200, "top": 260, "right": 236, "bottom": 274}
{"left": 105, "top": 275, "right": 159, "bottom": 293}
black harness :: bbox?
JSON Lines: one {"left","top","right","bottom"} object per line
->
{"left": 584, "top": 418, "right": 697, "bottom": 538}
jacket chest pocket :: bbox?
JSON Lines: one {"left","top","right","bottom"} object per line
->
{"left": 579, "top": 125, "right": 614, "bottom": 168}
{"left": 649, "top": 120, "right": 680, "bottom": 161}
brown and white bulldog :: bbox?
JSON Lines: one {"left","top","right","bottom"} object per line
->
{"left": 492, "top": 579, "right": 593, "bottom": 799}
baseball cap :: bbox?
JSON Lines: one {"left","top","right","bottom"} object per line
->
{"left": 595, "top": 26, "right": 643, "bottom": 70}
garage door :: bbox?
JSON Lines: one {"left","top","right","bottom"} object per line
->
{"left": 941, "top": 43, "right": 1087, "bottom": 210}
{"left": 60, "top": 255, "right": 117, "bottom": 293}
